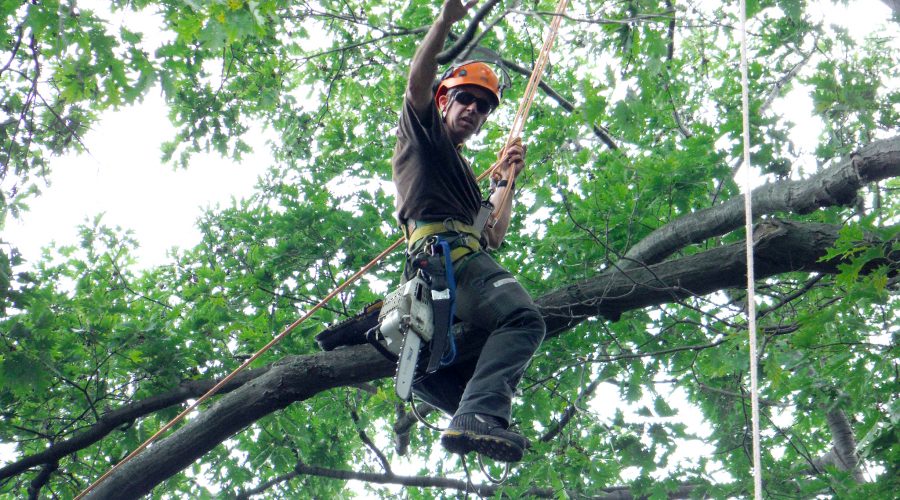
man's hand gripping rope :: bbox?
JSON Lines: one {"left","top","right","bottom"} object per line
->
{"left": 491, "top": 137, "right": 526, "bottom": 185}
{"left": 486, "top": 137, "right": 526, "bottom": 230}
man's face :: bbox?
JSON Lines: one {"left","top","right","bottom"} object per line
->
{"left": 439, "top": 85, "right": 495, "bottom": 145}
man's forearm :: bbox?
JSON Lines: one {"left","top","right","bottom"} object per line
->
{"left": 407, "top": 16, "right": 453, "bottom": 108}
{"left": 484, "top": 185, "right": 514, "bottom": 249}
{"left": 407, "top": 1, "right": 476, "bottom": 111}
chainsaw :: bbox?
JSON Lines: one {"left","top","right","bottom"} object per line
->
{"left": 316, "top": 237, "right": 457, "bottom": 400}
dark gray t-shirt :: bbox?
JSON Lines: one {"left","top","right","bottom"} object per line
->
{"left": 392, "top": 98, "right": 482, "bottom": 226}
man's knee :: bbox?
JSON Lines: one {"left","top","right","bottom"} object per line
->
{"left": 503, "top": 307, "right": 545, "bottom": 344}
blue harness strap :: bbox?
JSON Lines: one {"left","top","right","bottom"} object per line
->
{"left": 421, "top": 238, "right": 458, "bottom": 373}
{"left": 437, "top": 239, "right": 457, "bottom": 367}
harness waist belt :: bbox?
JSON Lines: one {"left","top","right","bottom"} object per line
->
{"left": 403, "top": 219, "right": 482, "bottom": 262}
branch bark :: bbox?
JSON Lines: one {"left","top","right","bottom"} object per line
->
{"left": 0, "top": 367, "right": 269, "bottom": 481}
{"left": 809, "top": 409, "right": 864, "bottom": 482}
{"left": 540, "top": 219, "right": 892, "bottom": 335}
{"left": 26, "top": 461, "right": 57, "bottom": 500}
{"left": 621, "top": 135, "right": 900, "bottom": 268}
{"left": 84, "top": 348, "right": 395, "bottom": 498}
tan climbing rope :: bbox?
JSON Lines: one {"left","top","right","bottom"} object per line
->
{"left": 486, "top": 0, "right": 570, "bottom": 227}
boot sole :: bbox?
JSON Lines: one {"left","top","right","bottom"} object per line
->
{"left": 441, "top": 429, "right": 524, "bottom": 463}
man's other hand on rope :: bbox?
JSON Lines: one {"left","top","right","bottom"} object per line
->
{"left": 485, "top": 137, "right": 526, "bottom": 249}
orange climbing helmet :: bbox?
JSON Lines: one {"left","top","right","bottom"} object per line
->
{"left": 434, "top": 61, "right": 506, "bottom": 110}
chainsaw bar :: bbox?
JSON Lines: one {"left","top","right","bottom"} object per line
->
{"left": 394, "top": 326, "right": 422, "bottom": 401}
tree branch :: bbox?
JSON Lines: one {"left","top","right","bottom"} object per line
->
{"left": 60, "top": 135, "right": 900, "bottom": 496}
{"left": 392, "top": 402, "right": 435, "bottom": 456}
{"left": 540, "top": 372, "right": 606, "bottom": 443}
{"left": 237, "top": 460, "right": 701, "bottom": 499}
{"left": 821, "top": 408, "right": 864, "bottom": 482}
{"left": 349, "top": 407, "right": 392, "bottom": 474}
{"left": 695, "top": 381, "right": 788, "bottom": 408}
{"left": 622, "top": 135, "right": 900, "bottom": 268}
{"left": 0, "top": 367, "right": 269, "bottom": 481}
{"left": 26, "top": 461, "right": 57, "bottom": 500}
{"left": 509, "top": 9, "right": 675, "bottom": 26}
{"left": 540, "top": 218, "right": 898, "bottom": 336}
{"left": 436, "top": 0, "right": 503, "bottom": 64}
{"left": 473, "top": 46, "right": 620, "bottom": 150}
{"left": 758, "top": 274, "right": 826, "bottom": 318}
{"left": 759, "top": 41, "right": 817, "bottom": 115}
{"left": 0, "top": 23, "right": 24, "bottom": 77}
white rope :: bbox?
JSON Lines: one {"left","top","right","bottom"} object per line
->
{"left": 738, "top": 0, "right": 763, "bottom": 497}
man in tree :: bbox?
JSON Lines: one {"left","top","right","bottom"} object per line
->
{"left": 392, "top": 0, "right": 546, "bottom": 463}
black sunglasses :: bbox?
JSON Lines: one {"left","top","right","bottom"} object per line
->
{"left": 451, "top": 90, "right": 495, "bottom": 115}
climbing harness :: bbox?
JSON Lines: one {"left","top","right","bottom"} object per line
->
{"left": 738, "top": 0, "right": 763, "bottom": 498}
{"left": 77, "top": 0, "right": 569, "bottom": 495}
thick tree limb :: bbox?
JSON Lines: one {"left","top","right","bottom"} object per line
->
{"left": 540, "top": 219, "right": 889, "bottom": 335}
{"left": 51, "top": 136, "right": 900, "bottom": 496}
{"left": 84, "top": 348, "right": 396, "bottom": 498}
{"left": 0, "top": 367, "right": 269, "bottom": 481}
{"left": 81, "top": 218, "right": 886, "bottom": 498}
{"left": 621, "top": 135, "right": 900, "bottom": 268}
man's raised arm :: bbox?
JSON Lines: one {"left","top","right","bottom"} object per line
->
{"left": 406, "top": 0, "right": 479, "bottom": 117}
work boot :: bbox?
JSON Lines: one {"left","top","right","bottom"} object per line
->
{"left": 441, "top": 413, "right": 529, "bottom": 462}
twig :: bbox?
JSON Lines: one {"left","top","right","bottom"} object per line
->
{"left": 509, "top": 9, "right": 675, "bottom": 26}
{"left": 759, "top": 40, "right": 817, "bottom": 115}
{"left": 348, "top": 408, "right": 392, "bottom": 474}
{"left": 436, "top": 0, "right": 503, "bottom": 64}
{"left": 758, "top": 274, "right": 825, "bottom": 318}
{"left": 696, "top": 381, "right": 787, "bottom": 408}
{"left": 540, "top": 372, "right": 607, "bottom": 442}
{"left": 0, "top": 23, "right": 24, "bottom": 76}
{"left": 488, "top": 50, "right": 620, "bottom": 150}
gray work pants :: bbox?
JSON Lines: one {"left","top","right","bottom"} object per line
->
{"left": 411, "top": 250, "right": 545, "bottom": 427}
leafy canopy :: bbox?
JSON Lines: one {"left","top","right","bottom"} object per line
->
{"left": 1, "top": 0, "right": 898, "bottom": 498}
